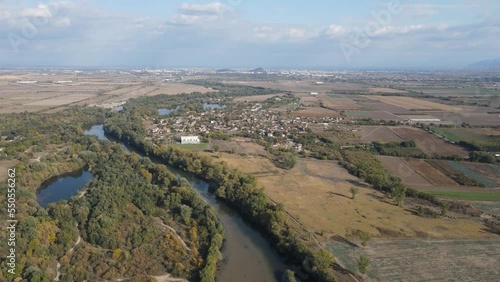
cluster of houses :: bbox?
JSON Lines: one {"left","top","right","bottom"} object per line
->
{"left": 146, "top": 99, "right": 349, "bottom": 151}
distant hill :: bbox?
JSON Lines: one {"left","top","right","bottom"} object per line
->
{"left": 466, "top": 59, "right": 500, "bottom": 70}
{"left": 250, "top": 67, "right": 267, "bottom": 74}
{"left": 216, "top": 68, "right": 235, "bottom": 73}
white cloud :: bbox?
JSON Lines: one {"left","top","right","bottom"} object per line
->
{"left": 179, "top": 3, "right": 230, "bottom": 15}
{"left": 325, "top": 24, "right": 346, "bottom": 38}
{"left": 167, "top": 2, "right": 232, "bottom": 25}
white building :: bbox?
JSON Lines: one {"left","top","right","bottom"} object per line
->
{"left": 181, "top": 136, "right": 200, "bottom": 144}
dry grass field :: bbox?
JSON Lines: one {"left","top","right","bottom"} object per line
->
{"left": 211, "top": 153, "right": 494, "bottom": 240}
{"left": 366, "top": 96, "right": 463, "bottom": 111}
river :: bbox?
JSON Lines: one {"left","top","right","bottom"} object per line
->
{"left": 84, "top": 124, "right": 291, "bottom": 282}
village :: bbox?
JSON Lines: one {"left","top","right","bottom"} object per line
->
{"left": 146, "top": 98, "right": 344, "bottom": 152}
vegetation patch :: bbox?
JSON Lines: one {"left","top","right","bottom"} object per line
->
{"left": 424, "top": 190, "right": 500, "bottom": 202}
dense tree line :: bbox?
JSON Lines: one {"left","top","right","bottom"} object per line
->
{"left": 459, "top": 140, "right": 500, "bottom": 153}
{"left": 339, "top": 150, "right": 407, "bottom": 206}
{"left": 372, "top": 141, "right": 429, "bottom": 158}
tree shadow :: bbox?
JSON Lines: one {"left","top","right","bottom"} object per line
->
{"left": 327, "top": 191, "right": 351, "bottom": 199}
{"left": 346, "top": 179, "right": 371, "bottom": 188}
{"left": 366, "top": 192, "right": 386, "bottom": 201}
{"left": 331, "top": 235, "right": 358, "bottom": 248}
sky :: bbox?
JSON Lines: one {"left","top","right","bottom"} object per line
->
{"left": 0, "top": 0, "right": 499, "bottom": 69}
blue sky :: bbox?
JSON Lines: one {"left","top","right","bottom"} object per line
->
{"left": 0, "top": 0, "right": 499, "bottom": 69}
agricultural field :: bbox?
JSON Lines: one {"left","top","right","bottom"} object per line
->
{"left": 376, "top": 156, "right": 434, "bottom": 187}
{"left": 328, "top": 239, "right": 500, "bottom": 281}
{"left": 424, "top": 190, "right": 500, "bottom": 202}
{"left": 233, "top": 93, "right": 285, "bottom": 102}
{"left": 403, "top": 158, "right": 458, "bottom": 186}
{"left": 390, "top": 127, "right": 468, "bottom": 157}
{"left": 429, "top": 111, "right": 500, "bottom": 126}
{"left": 353, "top": 126, "right": 403, "bottom": 142}
{"left": 291, "top": 106, "right": 341, "bottom": 117}
{"left": 376, "top": 156, "right": 500, "bottom": 201}
{"left": 431, "top": 127, "right": 500, "bottom": 143}
{"left": 428, "top": 160, "right": 497, "bottom": 188}
{"left": 317, "top": 95, "right": 363, "bottom": 110}
{"left": 228, "top": 80, "right": 369, "bottom": 94}
{"left": 0, "top": 73, "right": 215, "bottom": 113}
{"left": 405, "top": 86, "right": 500, "bottom": 96}
{"left": 460, "top": 162, "right": 500, "bottom": 186}
{"left": 208, "top": 153, "right": 493, "bottom": 240}
{"left": 365, "top": 95, "right": 463, "bottom": 111}
{"left": 368, "top": 87, "right": 409, "bottom": 94}
{"left": 173, "top": 143, "right": 210, "bottom": 151}
{"left": 346, "top": 110, "right": 405, "bottom": 121}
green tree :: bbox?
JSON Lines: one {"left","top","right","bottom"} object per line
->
{"left": 212, "top": 144, "right": 220, "bottom": 152}
{"left": 357, "top": 256, "right": 370, "bottom": 274}
{"left": 282, "top": 269, "right": 297, "bottom": 282}
{"left": 441, "top": 202, "right": 450, "bottom": 216}
{"left": 179, "top": 204, "right": 192, "bottom": 224}
{"left": 349, "top": 186, "right": 359, "bottom": 200}
{"left": 360, "top": 232, "right": 370, "bottom": 247}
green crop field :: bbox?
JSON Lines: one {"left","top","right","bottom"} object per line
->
{"left": 174, "top": 143, "right": 210, "bottom": 151}
{"left": 327, "top": 93, "right": 343, "bottom": 98}
{"left": 431, "top": 128, "right": 463, "bottom": 142}
{"left": 424, "top": 190, "right": 500, "bottom": 202}
{"left": 431, "top": 127, "right": 499, "bottom": 143}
